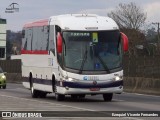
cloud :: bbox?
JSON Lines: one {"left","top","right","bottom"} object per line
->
{"left": 143, "top": 1, "right": 160, "bottom": 22}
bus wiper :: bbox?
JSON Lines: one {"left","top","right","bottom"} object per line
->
{"left": 97, "top": 55, "right": 110, "bottom": 73}
{"left": 79, "top": 48, "right": 88, "bottom": 74}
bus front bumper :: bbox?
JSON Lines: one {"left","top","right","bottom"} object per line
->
{"left": 56, "top": 80, "right": 123, "bottom": 95}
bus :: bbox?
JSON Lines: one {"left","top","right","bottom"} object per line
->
{"left": 21, "top": 14, "right": 128, "bottom": 101}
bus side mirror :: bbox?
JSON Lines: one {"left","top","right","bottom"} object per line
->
{"left": 57, "top": 32, "right": 62, "bottom": 54}
{"left": 121, "top": 32, "right": 128, "bottom": 52}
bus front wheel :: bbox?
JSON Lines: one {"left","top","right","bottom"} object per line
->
{"left": 39, "top": 91, "right": 47, "bottom": 98}
{"left": 31, "top": 85, "right": 39, "bottom": 98}
{"left": 2, "top": 85, "right": 6, "bottom": 89}
{"left": 103, "top": 93, "right": 113, "bottom": 101}
{"left": 55, "top": 93, "right": 65, "bottom": 101}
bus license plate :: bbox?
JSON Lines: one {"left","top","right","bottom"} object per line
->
{"left": 90, "top": 88, "right": 100, "bottom": 91}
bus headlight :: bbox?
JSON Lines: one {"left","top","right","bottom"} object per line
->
{"left": 68, "top": 78, "right": 73, "bottom": 81}
{"left": 115, "top": 76, "right": 120, "bottom": 81}
{"left": 62, "top": 75, "right": 79, "bottom": 82}
{"left": 66, "top": 77, "right": 79, "bottom": 82}
{"left": 115, "top": 76, "right": 123, "bottom": 81}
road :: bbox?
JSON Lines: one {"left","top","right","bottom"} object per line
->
{"left": 0, "top": 83, "right": 160, "bottom": 120}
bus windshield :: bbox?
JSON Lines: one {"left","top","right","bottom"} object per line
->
{"left": 62, "top": 30, "right": 122, "bottom": 73}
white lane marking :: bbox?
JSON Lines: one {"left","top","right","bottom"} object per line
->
{"left": 7, "top": 88, "right": 29, "bottom": 91}
{"left": 124, "top": 92, "right": 160, "bottom": 98}
{"left": 0, "top": 94, "right": 95, "bottom": 111}
{"left": 112, "top": 99, "right": 125, "bottom": 102}
{"left": 0, "top": 88, "right": 23, "bottom": 90}
{"left": 0, "top": 94, "right": 144, "bottom": 120}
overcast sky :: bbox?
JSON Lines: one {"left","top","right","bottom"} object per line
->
{"left": 0, "top": 0, "right": 159, "bottom": 31}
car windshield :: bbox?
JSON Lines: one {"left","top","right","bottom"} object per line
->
{"left": 0, "top": 67, "right": 3, "bottom": 73}
{"left": 62, "top": 30, "right": 122, "bottom": 72}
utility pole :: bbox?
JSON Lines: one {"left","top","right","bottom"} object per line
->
{"left": 152, "top": 22, "right": 160, "bottom": 48}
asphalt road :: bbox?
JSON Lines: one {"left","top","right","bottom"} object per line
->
{"left": 0, "top": 83, "right": 160, "bottom": 120}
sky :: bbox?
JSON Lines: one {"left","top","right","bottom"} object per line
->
{"left": 0, "top": 0, "right": 159, "bottom": 31}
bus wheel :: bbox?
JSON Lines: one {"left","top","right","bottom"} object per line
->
{"left": 52, "top": 75, "right": 56, "bottom": 92}
{"left": 103, "top": 93, "right": 113, "bottom": 101}
{"left": 2, "top": 85, "right": 6, "bottom": 89}
{"left": 55, "top": 93, "right": 65, "bottom": 101}
{"left": 79, "top": 94, "right": 85, "bottom": 99}
{"left": 39, "top": 91, "right": 47, "bottom": 98}
{"left": 31, "top": 84, "right": 38, "bottom": 98}
{"left": 71, "top": 94, "right": 78, "bottom": 99}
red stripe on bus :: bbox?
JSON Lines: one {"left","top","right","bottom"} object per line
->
{"left": 23, "top": 19, "right": 48, "bottom": 28}
{"left": 21, "top": 50, "right": 48, "bottom": 54}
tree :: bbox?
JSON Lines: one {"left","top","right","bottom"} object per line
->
{"left": 108, "top": 2, "right": 147, "bottom": 30}
{"left": 121, "top": 28, "right": 146, "bottom": 56}
{"left": 6, "top": 30, "right": 22, "bottom": 55}
{"left": 146, "top": 27, "right": 157, "bottom": 41}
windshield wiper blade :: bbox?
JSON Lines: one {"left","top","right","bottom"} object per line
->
{"left": 79, "top": 49, "right": 88, "bottom": 74}
{"left": 97, "top": 55, "right": 110, "bottom": 73}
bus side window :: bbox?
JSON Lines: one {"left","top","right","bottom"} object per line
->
{"left": 55, "top": 25, "right": 63, "bottom": 67}
{"left": 22, "top": 28, "right": 29, "bottom": 50}
{"left": 27, "top": 28, "right": 32, "bottom": 50}
{"left": 22, "top": 30, "right": 25, "bottom": 38}
{"left": 45, "top": 26, "right": 49, "bottom": 50}
{"left": 24, "top": 40, "right": 27, "bottom": 50}
{"left": 32, "top": 27, "right": 38, "bottom": 51}
{"left": 49, "top": 25, "right": 55, "bottom": 55}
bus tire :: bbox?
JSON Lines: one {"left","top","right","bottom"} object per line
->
{"left": 79, "top": 94, "right": 85, "bottom": 99}
{"left": 71, "top": 94, "right": 78, "bottom": 99}
{"left": 52, "top": 75, "right": 56, "bottom": 92}
{"left": 31, "top": 84, "right": 39, "bottom": 98}
{"left": 2, "top": 85, "right": 6, "bottom": 89}
{"left": 30, "top": 74, "right": 38, "bottom": 98}
{"left": 29, "top": 73, "right": 32, "bottom": 90}
{"left": 55, "top": 93, "right": 65, "bottom": 101}
{"left": 103, "top": 93, "right": 113, "bottom": 101}
{"left": 39, "top": 91, "right": 47, "bottom": 98}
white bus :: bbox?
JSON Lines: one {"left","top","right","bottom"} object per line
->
{"left": 21, "top": 14, "right": 128, "bottom": 101}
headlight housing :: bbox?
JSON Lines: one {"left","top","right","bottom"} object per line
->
{"left": 63, "top": 76, "right": 79, "bottom": 82}
{"left": 114, "top": 76, "right": 123, "bottom": 81}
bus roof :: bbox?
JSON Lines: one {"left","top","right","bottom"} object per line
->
{"left": 23, "top": 14, "right": 119, "bottom": 30}
{"left": 23, "top": 19, "right": 48, "bottom": 28}
{"left": 50, "top": 14, "right": 119, "bottom": 31}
